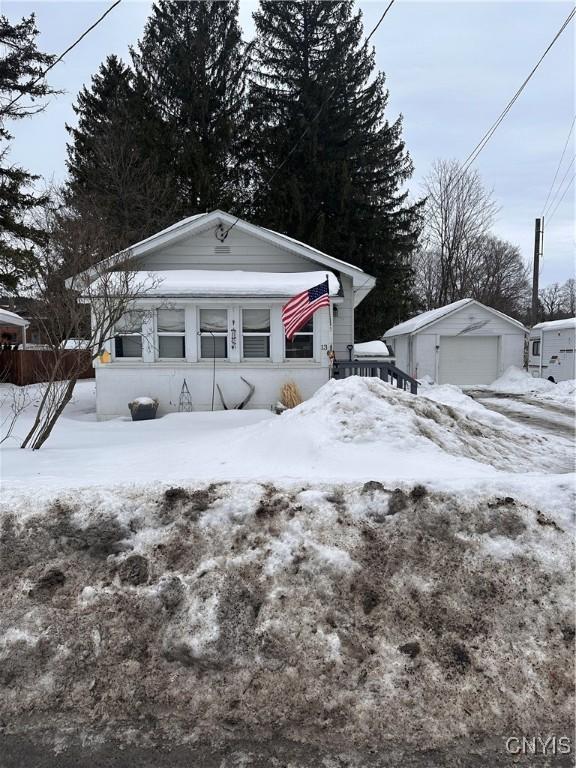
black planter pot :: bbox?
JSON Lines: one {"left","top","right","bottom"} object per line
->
{"left": 128, "top": 400, "right": 159, "bottom": 421}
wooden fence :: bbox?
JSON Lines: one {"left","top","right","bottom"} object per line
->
{"left": 0, "top": 350, "right": 94, "bottom": 386}
{"left": 332, "top": 359, "right": 418, "bottom": 394}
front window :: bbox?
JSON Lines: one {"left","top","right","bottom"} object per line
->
{"left": 200, "top": 309, "right": 228, "bottom": 358}
{"left": 114, "top": 311, "right": 142, "bottom": 358}
{"left": 532, "top": 340, "right": 540, "bottom": 356}
{"left": 285, "top": 317, "right": 314, "bottom": 359}
{"left": 242, "top": 309, "right": 270, "bottom": 359}
{"left": 157, "top": 309, "right": 185, "bottom": 358}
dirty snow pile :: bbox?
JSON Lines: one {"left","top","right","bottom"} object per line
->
{"left": 487, "top": 366, "right": 576, "bottom": 407}
{"left": 0, "top": 481, "right": 573, "bottom": 765}
{"left": 270, "top": 376, "right": 570, "bottom": 474}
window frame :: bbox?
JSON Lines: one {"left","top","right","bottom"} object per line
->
{"left": 113, "top": 311, "right": 143, "bottom": 360}
{"left": 284, "top": 316, "right": 315, "bottom": 360}
{"left": 241, "top": 307, "right": 271, "bottom": 360}
{"left": 532, "top": 339, "right": 540, "bottom": 357}
{"left": 156, "top": 308, "right": 186, "bottom": 360}
{"left": 198, "top": 307, "right": 229, "bottom": 360}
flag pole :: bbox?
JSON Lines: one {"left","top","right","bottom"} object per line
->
{"left": 326, "top": 273, "right": 335, "bottom": 380}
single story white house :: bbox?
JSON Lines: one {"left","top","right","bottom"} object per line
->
{"left": 383, "top": 298, "right": 527, "bottom": 385}
{"left": 79, "top": 210, "right": 376, "bottom": 418}
{"left": 528, "top": 318, "right": 576, "bottom": 382}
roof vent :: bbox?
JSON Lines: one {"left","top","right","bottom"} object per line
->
{"left": 214, "top": 245, "right": 231, "bottom": 254}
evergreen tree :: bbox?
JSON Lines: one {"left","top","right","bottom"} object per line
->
{"left": 66, "top": 55, "right": 174, "bottom": 247}
{"left": 0, "top": 14, "right": 56, "bottom": 291}
{"left": 247, "top": 1, "right": 422, "bottom": 337}
{"left": 131, "top": 0, "right": 248, "bottom": 216}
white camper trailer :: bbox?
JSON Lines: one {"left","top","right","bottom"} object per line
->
{"left": 528, "top": 318, "right": 576, "bottom": 382}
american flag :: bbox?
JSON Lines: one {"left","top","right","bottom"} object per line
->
{"left": 282, "top": 278, "right": 330, "bottom": 341}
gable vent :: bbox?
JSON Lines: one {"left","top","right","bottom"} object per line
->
{"left": 214, "top": 245, "right": 231, "bottom": 254}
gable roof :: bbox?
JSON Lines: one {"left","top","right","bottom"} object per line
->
{"left": 73, "top": 210, "right": 375, "bottom": 307}
{"left": 532, "top": 317, "right": 576, "bottom": 332}
{"left": 383, "top": 298, "right": 526, "bottom": 338}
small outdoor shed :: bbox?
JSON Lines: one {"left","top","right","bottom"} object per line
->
{"left": 0, "top": 308, "right": 29, "bottom": 348}
{"left": 528, "top": 318, "right": 576, "bottom": 382}
{"left": 383, "top": 299, "right": 526, "bottom": 385}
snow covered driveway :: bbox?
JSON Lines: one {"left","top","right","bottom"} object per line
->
{"left": 466, "top": 389, "right": 575, "bottom": 440}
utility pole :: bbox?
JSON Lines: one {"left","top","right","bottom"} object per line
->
{"left": 531, "top": 217, "right": 544, "bottom": 324}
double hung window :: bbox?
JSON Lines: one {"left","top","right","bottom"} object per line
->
{"left": 114, "top": 312, "right": 143, "bottom": 358}
{"left": 200, "top": 309, "right": 228, "bottom": 358}
{"left": 285, "top": 317, "right": 314, "bottom": 358}
{"left": 157, "top": 309, "right": 185, "bottom": 358}
{"left": 242, "top": 309, "right": 270, "bottom": 358}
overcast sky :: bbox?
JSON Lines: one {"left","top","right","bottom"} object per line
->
{"left": 4, "top": 0, "right": 575, "bottom": 286}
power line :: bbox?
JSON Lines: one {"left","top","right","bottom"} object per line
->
{"left": 5, "top": 0, "right": 123, "bottom": 113}
{"left": 541, "top": 115, "right": 575, "bottom": 215}
{"left": 544, "top": 155, "right": 575, "bottom": 218}
{"left": 221, "top": 0, "right": 397, "bottom": 240}
{"left": 546, "top": 172, "right": 575, "bottom": 224}
{"left": 455, "top": 6, "right": 575, "bottom": 185}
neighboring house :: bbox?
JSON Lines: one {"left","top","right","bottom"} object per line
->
{"left": 0, "top": 297, "right": 51, "bottom": 346}
{"left": 0, "top": 308, "right": 29, "bottom": 348}
{"left": 528, "top": 318, "right": 576, "bottom": 382}
{"left": 383, "top": 299, "right": 526, "bottom": 385}
{"left": 78, "top": 210, "right": 376, "bottom": 418}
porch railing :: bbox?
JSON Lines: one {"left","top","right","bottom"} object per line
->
{"left": 332, "top": 360, "right": 418, "bottom": 395}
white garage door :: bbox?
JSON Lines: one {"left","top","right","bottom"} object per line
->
{"left": 438, "top": 336, "right": 499, "bottom": 385}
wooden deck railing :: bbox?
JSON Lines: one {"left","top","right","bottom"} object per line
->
{"left": 332, "top": 360, "right": 418, "bottom": 394}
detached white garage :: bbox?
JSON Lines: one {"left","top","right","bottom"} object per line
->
{"left": 383, "top": 299, "right": 527, "bottom": 385}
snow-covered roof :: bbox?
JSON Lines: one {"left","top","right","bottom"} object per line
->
{"left": 531, "top": 318, "right": 576, "bottom": 332}
{"left": 69, "top": 211, "right": 375, "bottom": 308}
{"left": 353, "top": 340, "right": 390, "bottom": 358}
{"left": 91, "top": 270, "right": 341, "bottom": 298}
{"left": 384, "top": 299, "right": 526, "bottom": 337}
{"left": 0, "top": 308, "right": 29, "bottom": 327}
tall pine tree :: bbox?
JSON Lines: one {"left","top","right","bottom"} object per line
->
{"left": 247, "top": 1, "right": 422, "bottom": 337}
{"left": 0, "top": 14, "right": 56, "bottom": 291}
{"left": 66, "top": 54, "right": 174, "bottom": 247}
{"left": 131, "top": 0, "right": 248, "bottom": 216}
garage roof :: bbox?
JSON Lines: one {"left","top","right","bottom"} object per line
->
{"left": 384, "top": 298, "right": 526, "bottom": 338}
{"left": 532, "top": 318, "right": 576, "bottom": 332}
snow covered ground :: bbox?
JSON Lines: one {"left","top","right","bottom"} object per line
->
{"left": 474, "top": 366, "right": 576, "bottom": 408}
{"left": 0, "top": 375, "right": 574, "bottom": 765}
{"left": 1, "top": 377, "right": 574, "bottom": 516}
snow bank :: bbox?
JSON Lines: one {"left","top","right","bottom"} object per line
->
{"left": 0, "top": 481, "right": 572, "bottom": 763}
{"left": 2, "top": 378, "right": 573, "bottom": 501}
{"left": 489, "top": 366, "right": 576, "bottom": 407}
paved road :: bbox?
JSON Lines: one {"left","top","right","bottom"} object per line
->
{"left": 466, "top": 390, "right": 575, "bottom": 441}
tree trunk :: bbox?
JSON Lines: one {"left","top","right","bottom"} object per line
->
{"left": 30, "top": 378, "right": 78, "bottom": 450}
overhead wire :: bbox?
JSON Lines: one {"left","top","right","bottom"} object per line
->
{"left": 220, "top": 0, "right": 397, "bottom": 240}
{"left": 541, "top": 115, "right": 575, "bottom": 215}
{"left": 452, "top": 6, "right": 575, "bottom": 188}
{"left": 4, "top": 0, "right": 123, "bottom": 113}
